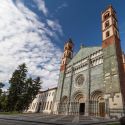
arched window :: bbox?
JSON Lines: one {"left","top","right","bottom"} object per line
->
{"left": 40, "top": 102, "right": 43, "bottom": 110}
{"left": 44, "top": 102, "right": 46, "bottom": 110}
{"left": 42, "top": 102, "right": 44, "bottom": 110}
{"left": 104, "top": 11, "right": 110, "bottom": 20}
{"left": 106, "top": 31, "right": 110, "bottom": 38}
{"left": 64, "top": 46, "right": 67, "bottom": 50}
{"left": 46, "top": 102, "right": 49, "bottom": 110}
{"left": 52, "top": 92, "right": 55, "bottom": 96}
{"left": 93, "top": 60, "right": 96, "bottom": 66}
{"left": 68, "top": 45, "right": 72, "bottom": 50}
{"left": 105, "top": 21, "right": 110, "bottom": 28}
{"left": 49, "top": 101, "right": 53, "bottom": 110}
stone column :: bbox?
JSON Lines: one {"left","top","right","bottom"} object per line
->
{"left": 94, "top": 100, "right": 96, "bottom": 116}
{"left": 92, "top": 100, "right": 94, "bottom": 116}
{"left": 105, "top": 98, "right": 110, "bottom": 118}
{"left": 85, "top": 100, "right": 89, "bottom": 116}
{"left": 95, "top": 101, "right": 97, "bottom": 116}
{"left": 96, "top": 101, "right": 99, "bottom": 116}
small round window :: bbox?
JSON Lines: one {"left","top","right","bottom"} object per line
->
{"left": 75, "top": 74, "right": 84, "bottom": 87}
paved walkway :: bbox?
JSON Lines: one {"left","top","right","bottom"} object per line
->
{"left": 0, "top": 113, "right": 120, "bottom": 125}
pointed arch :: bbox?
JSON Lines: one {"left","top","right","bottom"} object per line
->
{"left": 90, "top": 90, "right": 105, "bottom": 117}
{"left": 72, "top": 91, "right": 85, "bottom": 103}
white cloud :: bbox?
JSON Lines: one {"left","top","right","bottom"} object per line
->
{"left": 55, "top": 3, "right": 68, "bottom": 13}
{"left": 47, "top": 19, "right": 63, "bottom": 35}
{"left": 0, "top": 0, "right": 63, "bottom": 90}
{"left": 33, "top": 0, "right": 48, "bottom": 16}
{"left": 57, "top": 3, "right": 68, "bottom": 10}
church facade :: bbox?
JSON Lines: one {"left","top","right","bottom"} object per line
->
{"left": 54, "top": 5, "right": 125, "bottom": 117}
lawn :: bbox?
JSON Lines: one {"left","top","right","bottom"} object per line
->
{"left": 0, "top": 112, "right": 21, "bottom": 115}
{"left": 107, "top": 123, "right": 120, "bottom": 125}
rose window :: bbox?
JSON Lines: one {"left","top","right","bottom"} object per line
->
{"left": 76, "top": 74, "right": 84, "bottom": 87}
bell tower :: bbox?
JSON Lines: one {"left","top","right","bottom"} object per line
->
{"left": 102, "top": 5, "right": 125, "bottom": 105}
{"left": 102, "top": 5, "right": 119, "bottom": 48}
{"left": 60, "top": 39, "right": 73, "bottom": 71}
{"left": 54, "top": 39, "right": 73, "bottom": 114}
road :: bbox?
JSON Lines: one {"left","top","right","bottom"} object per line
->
{"left": 0, "top": 119, "right": 51, "bottom": 125}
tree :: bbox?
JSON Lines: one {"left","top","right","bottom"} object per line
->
{"left": 8, "top": 63, "right": 42, "bottom": 112}
{"left": 8, "top": 63, "right": 27, "bottom": 111}
{"left": 23, "top": 77, "right": 41, "bottom": 111}
{"left": 0, "top": 82, "right": 5, "bottom": 111}
{"left": 0, "top": 82, "right": 4, "bottom": 96}
{"left": 0, "top": 92, "right": 8, "bottom": 112}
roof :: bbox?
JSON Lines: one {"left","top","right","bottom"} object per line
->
{"left": 101, "top": 5, "right": 116, "bottom": 14}
{"left": 67, "top": 46, "right": 102, "bottom": 66}
{"left": 38, "top": 87, "right": 57, "bottom": 94}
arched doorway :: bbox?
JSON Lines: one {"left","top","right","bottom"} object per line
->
{"left": 90, "top": 90, "right": 105, "bottom": 117}
{"left": 73, "top": 92, "right": 85, "bottom": 115}
{"left": 99, "top": 97, "right": 105, "bottom": 117}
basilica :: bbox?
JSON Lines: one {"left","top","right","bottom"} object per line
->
{"left": 53, "top": 5, "right": 125, "bottom": 118}
{"left": 27, "top": 5, "right": 125, "bottom": 118}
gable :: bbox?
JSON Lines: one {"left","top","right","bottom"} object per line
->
{"left": 67, "top": 46, "right": 102, "bottom": 66}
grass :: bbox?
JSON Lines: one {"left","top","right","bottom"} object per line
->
{"left": 0, "top": 111, "right": 21, "bottom": 115}
{"left": 107, "top": 123, "right": 120, "bottom": 125}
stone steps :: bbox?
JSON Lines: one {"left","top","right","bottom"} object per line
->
{"left": 56, "top": 115, "right": 75, "bottom": 123}
{"left": 0, "top": 113, "right": 111, "bottom": 124}
{"left": 79, "top": 116, "right": 93, "bottom": 123}
{"left": 43, "top": 115, "right": 64, "bottom": 121}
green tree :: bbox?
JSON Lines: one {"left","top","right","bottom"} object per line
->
{"left": 23, "top": 77, "right": 41, "bottom": 111}
{"left": 0, "top": 92, "right": 8, "bottom": 111}
{"left": 0, "top": 82, "right": 5, "bottom": 111}
{"left": 0, "top": 82, "right": 4, "bottom": 96}
{"left": 8, "top": 63, "right": 27, "bottom": 111}
{"left": 22, "top": 77, "right": 41, "bottom": 112}
{"left": 8, "top": 63, "right": 42, "bottom": 112}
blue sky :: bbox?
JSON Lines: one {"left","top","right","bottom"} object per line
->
{"left": 21, "top": 0, "right": 125, "bottom": 51}
{"left": 0, "top": 0, "right": 125, "bottom": 90}
{"left": 40, "top": 0, "right": 125, "bottom": 51}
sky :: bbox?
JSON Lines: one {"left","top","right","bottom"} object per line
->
{"left": 0, "top": 0, "right": 125, "bottom": 90}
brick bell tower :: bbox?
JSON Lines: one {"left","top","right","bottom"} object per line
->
{"left": 60, "top": 39, "right": 73, "bottom": 71}
{"left": 102, "top": 5, "right": 125, "bottom": 106}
